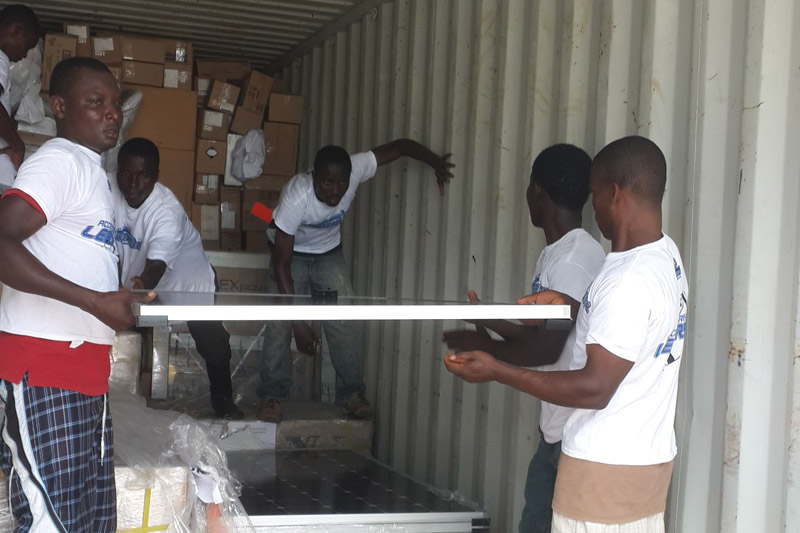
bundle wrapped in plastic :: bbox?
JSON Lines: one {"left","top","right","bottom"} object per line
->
{"left": 110, "top": 388, "right": 255, "bottom": 532}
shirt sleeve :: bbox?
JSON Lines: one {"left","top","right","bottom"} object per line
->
{"left": 350, "top": 151, "right": 379, "bottom": 185}
{"left": 272, "top": 175, "right": 308, "bottom": 236}
{"left": 584, "top": 272, "right": 651, "bottom": 363}
{"left": 547, "top": 261, "right": 599, "bottom": 303}
{"left": 143, "top": 204, "right": 183, "bottom": 270}
{"left": 12, "top": 148, "right": 76, "bottom": 223}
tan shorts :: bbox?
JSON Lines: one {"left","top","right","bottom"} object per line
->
{"left": 552, "top": 511, "right": 665, "bottom": 533}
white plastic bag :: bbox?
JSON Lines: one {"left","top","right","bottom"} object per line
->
{"left": 229, "top": 129, "right": 265, "bottom": 181}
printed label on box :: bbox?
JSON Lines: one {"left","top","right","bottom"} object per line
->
{"left": 164, "top": 69, "right": 179, "bottom": 88}
{"left": 65, "top": 25, "right": 88, "bottom": 41}
{"left": 202, "top": 175, "right": 219, "bottom": 190}
{"left": 204, "top": 111, "right": 224, "bottom": 129}
{"left": 94, "top": 37, "right": 114, "bottom": 52}
{"left": 205, "top": 147, "right": 219, "bottom": 159}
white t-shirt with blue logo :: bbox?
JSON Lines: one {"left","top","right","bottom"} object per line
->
{"left": 268, "top": 151, "right": 378, "bottom": 254}
{"left": 0, "top": 138, "right": 119, "bottom": 344}
{"left": 530, "top": 228, "right": 605, "bottom": 443}
{"left": 562, "top": 234, "right": 688, "bottom": 465}
{"left": 114, "top": 182, "right": 215, "bottom": 293}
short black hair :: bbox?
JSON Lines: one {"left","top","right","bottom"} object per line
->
{"left": 0, "top": 4, "right": 39, "bottom": 36}
{"left": 530, "top": 143, "right": 592, "bottom": 212}
{"left": 593, "top": 136, "right": 667, "bottom": 204}
{"left": 49, "top": 57, "right": 112, "bottom": 98}
{"left": 118, "top": 137, "right": 160, "bottom": 169}
{"left": 314, "top": 145, "right": 351, "bottom": 176}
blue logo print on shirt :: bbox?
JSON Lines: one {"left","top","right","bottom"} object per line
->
{"left": 531, "top": 275, "right": 548, "bottom": 294}
{"left": 81, "top": 220, "right": 116, "bottom": 247}
{"left": 581, "top": 287, "right": 591, "bottom": 313}
{"left": 115, "top": 227, "right": 141, "bottom": 250}
{"left": 653, "top": 292, "right": 688, "bottom": 365}
{"left": 310, "top": 210, "right": 346, "bottom": 229}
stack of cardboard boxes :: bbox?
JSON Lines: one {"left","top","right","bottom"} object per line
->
{"left": 36, "top": 26, "right": 304, "bottom": 257}
{"left": 192, "top": 63, "right": 304, "bottom": 253}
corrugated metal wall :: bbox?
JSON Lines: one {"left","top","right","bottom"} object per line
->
{"left": 282, "top": 0, "right": 800, "bottom": 531}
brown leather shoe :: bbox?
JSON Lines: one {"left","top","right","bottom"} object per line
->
{"left": 342, "top": 393, "right": 373, "bottom": 419}
{"left": 258, "top": 398, "right": 282, "bottom": 423}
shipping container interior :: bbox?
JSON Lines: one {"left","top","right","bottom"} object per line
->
{"left": 11, "top": 0, "right": 800, "bottom": 531}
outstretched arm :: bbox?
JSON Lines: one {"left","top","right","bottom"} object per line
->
{"left": 0, "top": 195, "right": 153, "bottom": 331}
{"left": 130, "top": 259, "right": 167, "bottom": 290}
{"left": 371, "top": 139, "right": 454, "bottom": 195}
{"left": 0, "top": 104, "right": 24, "bottom": 169}
{"left": 444, "top": 343, "right": 633, "bottom": 410}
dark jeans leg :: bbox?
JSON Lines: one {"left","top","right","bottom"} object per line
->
{"left": 519, "top": 434, "right": 561, "bottom": 533}
{"left": 187, "top": 320, "right": 233, "bottom": 397}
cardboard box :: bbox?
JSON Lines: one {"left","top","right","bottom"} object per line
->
{"left": 195, "top": 139, "right": 226, "bottom": 175}
{"left": 194, "top": 77, "right": 211, "bottom": 105}
{"left": 271, "top": 77, "right": 289, "bottom": 94}
{"left": 262, "top": 121, "right": 299, "bottom": 176}
{"left": 239, "top": 71, "right": 273, "bottom": 114}
{"left": 267, "top": 93, "right": 304, "bottom": 124}
{"left": 191, "top": 203, "right": 220, "bottom": 247}
{"left": 223, "top": 133, "right": 243, "bottom": 186}
{"left": 215, "top": 265, "right": 268, "bottom": 293}
{"left": 197, "top": 108, "right": 231, "bottom": 141}
{"left": 163, "top": 61, "right": 192, "bottom": 90}
{"left": 121, "top": 60, "right": 164, "bottom": 87}
{"left": 230, "top": 106, "right": 264, "bottom": 135}
{"left": 62, "top": 23, "right": 91, "bottom": 57}
{"left": 220, "top": 230, "right": 243, "bottom": 251}
{"left": 219, "top": 185, "right": 241, "bottom": 231}
{"left": 195, "top": 60, "right": 250, "bottom": 81}
{"left": 116, "top": 465, "right": 190, "bottom": 532}
{"left": 158, "top": 148, "right": 195, "bottom": 215}
{"left": 207, "top": 80, "right": 240, "bottom": 114}
{"left": 41, "top": 34, "right": 77, "bottom": 91}
{"left": 120, "top": 36, "right": 165, "bottom": 64}
{"left": 193, "top": 174, "right": 220, "bottom": 204}
{"left": 242, "top": 188, "right": 280, "bottom": 231}
{"left": 92, "top": 34, "right": 121, "bottom": 63}
{"left": 107, "top": 63, "right": 122, "bottom": 83}
{"left": 161, "top": 38, "right": 193, "bottom": 64}
{"left": 245, "top": 230, "right": 269, "bottom": 252}
{"left": 243, "top": 174, "right": 292, "bottom": 191}
{"left": 125, "top": 86, "right": 197, "bottom": 151}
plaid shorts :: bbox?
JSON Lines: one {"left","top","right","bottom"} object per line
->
{"left": 0, "top": 376, "right": 115, "bottom": 532}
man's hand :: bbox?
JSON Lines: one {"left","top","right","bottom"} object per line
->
{"left": 433, "top": 152, "right": 455, "bottom": 195}
{"left": 293, "top": 321, "right": 321, "bottom": 356}
{"left": 129, "top": 276, "right": 145, "bottom": 290}
{"left": 443, "top": 350, "right": 499, "bottom": 383}
{"left": 442, "top": 329, "right": 492, "bottom": 353}
{"left": 86, "top": 288, "right": 156, "bottom": 332}
{"left": 0, "top": 147, "right": 23, "bottom": 169}
{"left": 517, "top": 289, "right": 579, "bottom": 323}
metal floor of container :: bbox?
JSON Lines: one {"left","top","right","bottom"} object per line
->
{"left": 226, "top": 449, "right": 490, "bottom": 532}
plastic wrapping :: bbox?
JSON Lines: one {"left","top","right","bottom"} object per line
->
{"left": 102, "top": 88, "right": 144, "bottom": 173}
{"left": 109, "top": 330, "right": 142, "bottom": 395}
{"left": 110, "top": 389, "right": 255, "bottom": 532}
{"left": 229, "top": 129, "right": 265, "bottom": 181}
{"left": 9, "top": 39, "right": 44, "bottom": 123}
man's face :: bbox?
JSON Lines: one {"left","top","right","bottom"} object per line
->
{"left": 50, "top": 67, "right": 122, "bottom": 154}
{"left": 117, "top": 153, "right": 158, "bottom": 208}
{"left": 589, "top": 165, "right": 613, "bottom": 239}
{"left": 5, "top": 25, "right": 37, "bottom": 62}
{"left": 313, "top": 163, "right": 350, "bottom": 207}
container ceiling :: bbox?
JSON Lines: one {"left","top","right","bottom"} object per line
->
{"left": 22, "top": 0, "right": 390, "bottom": 74}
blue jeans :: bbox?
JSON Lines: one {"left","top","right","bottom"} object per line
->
{"left": 519, "top": 433, "right": 561, "bottom": 533}
{"left": 258, "top": 247, "right": 364, "bottom": 404}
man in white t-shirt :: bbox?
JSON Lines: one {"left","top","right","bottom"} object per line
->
{"left": 444, "top": 144, "right": 605, "bottom": 533}
{"left": 0, "top": 57, "right": 154, "bottom": 532}
{"left": 113, "top": 137, "right": 244, "bottom": 420}
{"left": 258, "top": 140, "right": 454, "bottom": 423}
{"left": 0, "top": 5, "right": 39, "bottom": 189}
{"left": 445, "top": 136, "right": 687, "bottom": 533}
